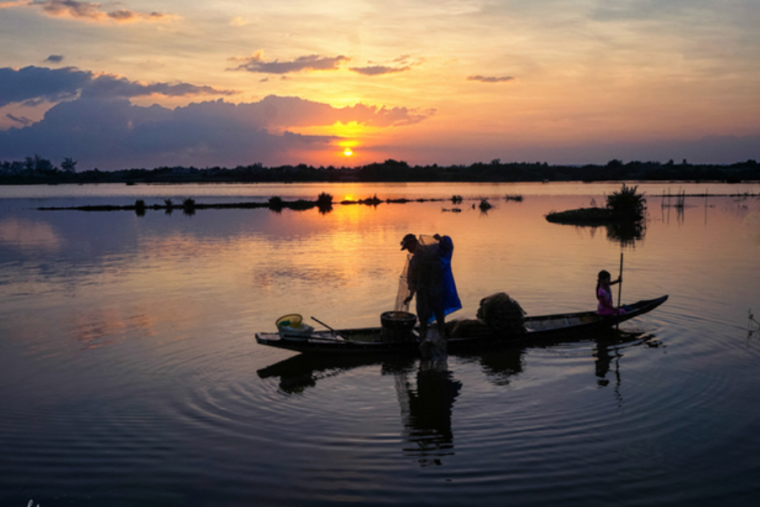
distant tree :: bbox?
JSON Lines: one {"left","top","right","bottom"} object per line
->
{"left": 22, "top": 155, "right": 55, "bottom": 174}
{"left": 61, "top": 157, "right": 77, "bottom": 173}
{"left": 606, "top": 159, "right": 623, "bottom": 168}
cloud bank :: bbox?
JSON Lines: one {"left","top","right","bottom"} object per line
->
{"left": 0, "top": 95, "right": 433, "bottom": 169}
{"left": 0, "top": 66, "right": 235, "bottom": 107}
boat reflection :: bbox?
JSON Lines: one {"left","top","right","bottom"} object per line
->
{"left": 257, "top": 353, "right": 462, "bottom": 466}
{"left": 256, "top": 354, "right": 414, "bottom": 395}
{"left": 257, "top": 329, "right": 656, "bottom": 465}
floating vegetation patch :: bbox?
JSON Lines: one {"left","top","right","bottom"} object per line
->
{"left": 547, "top": 184, "right": 647, "bottom": 224}
{"left": 268, "top": 196, "right": 284, "bottom": 213}
{"left": 546, "top": 184, "right": 648, "bottom": 247}
{"left": 36, "top": 194, "right": 494, "bottom": 215}
{"left": 316, "top": 192, "right": 333, "bottom": 214}
{"left": 341, "top": 194, "right": 382, "bottom": 206}
{"left": 479, "top": 198, "right": 493, "bottom": 211}
{"left": 182, "top": 197, "right": 196, "bottom": 216}
{"left": 546, "top": 207, "right": 619, "bottom": 224}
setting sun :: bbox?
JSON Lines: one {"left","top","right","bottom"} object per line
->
{"left": 343, "top": 148, "right": 353, "bottom": 157}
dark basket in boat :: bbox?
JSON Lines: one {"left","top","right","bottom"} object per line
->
{"left": 380, "top": 311, "right": 417, "bottom": 342}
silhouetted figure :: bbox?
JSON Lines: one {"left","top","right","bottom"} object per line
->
{"left": 596, "top": 270, "right": 624, "bottom": 316}
{"left": 400, "top": 233, "right": 461, "bottom": 355}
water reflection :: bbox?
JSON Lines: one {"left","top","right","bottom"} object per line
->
{"left": 3, "top": 183, "right": 760, "bottom": 506}
{"left": 257, "top": 329, "right": 657, "bottom": 466}
{"left": 0, "top": 218, "right": 62, "bottom": 251}
{"left": 605, "top": 220, "right": 645, "bottom": 247}
{"left": 257, "top": 354, "right": 462, "bottom": 466}
{"left": 466, "top": 347, "right": 524, "bottom": 386}
{"left": 256, "top": 354, "right": 403, "bottom": 395}
{"left": 395, "top": 358, "right": 461, "bottom": 466}
{"left": 748, "top": 310, "right": 760, "bottom": 340}
{"left": 561, "top": 222, "right": 647, "bottom": 248}
{"left": 592, "top": 331, "right": 662, "bottom": 405}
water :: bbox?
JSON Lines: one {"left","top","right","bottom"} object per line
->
{"left": 1, "top": 182, "right": 759, "bottom": 506}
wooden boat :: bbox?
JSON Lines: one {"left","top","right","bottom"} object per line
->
{"left": 255, "top": 295, "right": 668, "bottom": 355}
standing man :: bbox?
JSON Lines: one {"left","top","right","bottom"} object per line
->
{"left": 400, "top": 233, "right": 461, "bottom": 345}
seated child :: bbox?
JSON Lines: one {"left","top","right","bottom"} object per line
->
{"left": 596, "top": 270, "right": 625, "bottom": 315}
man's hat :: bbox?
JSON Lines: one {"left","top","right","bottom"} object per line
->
{"left": 400, "top": 233, "right": 417, "bottom": 251}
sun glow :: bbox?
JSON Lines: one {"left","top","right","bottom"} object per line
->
{"left": 343, "top": 148, "right": 353, "bottom": 157}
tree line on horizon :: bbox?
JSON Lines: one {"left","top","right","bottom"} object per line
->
{"left": 1, "top": 155, "right": 758, "bottom": 185}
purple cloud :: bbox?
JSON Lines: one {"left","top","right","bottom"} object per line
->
{"left": 467, "top": 75, "right": 515, "bottom": 83}
{"left": 0, "top": 66, "right": 90, "bottom": 107}
{"left": 229, "top": 53, "right": 349, "bottom": 74}
{"left": 31, "top": 1, "right": 174, "bottom": 23}
{"left": 80, "top": 75, "right": 235, "bottom": 99}
{"left": 349, "top": 65, "right": 411, "bottom": 76}
{"left": 5, "top": 113, "right": 32, "bottom": 126}
{"left": 0, "top": 66, "right": 235, "bottom": 107}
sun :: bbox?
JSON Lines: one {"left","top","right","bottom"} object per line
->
{"left": 343, "top": 148, "right": 353, "bottom": 157}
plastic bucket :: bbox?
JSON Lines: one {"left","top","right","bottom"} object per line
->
{"left": 276, "top": 314, "right": 303, "bottom": 329}
{"left": 380, "top": 311, "right": 417, "bottom": 342}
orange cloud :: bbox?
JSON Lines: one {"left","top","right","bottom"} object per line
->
{"left": 0, "top": 1, "right": 31, "bottom": 8}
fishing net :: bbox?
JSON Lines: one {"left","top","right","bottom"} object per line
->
{"left": 394, "top": 254, "right": 412, "bottom": 312}
{"left": 447, "top": 292, "right": 526, "bottom": 338}
{"left": 395, "top": 235, "right": 438, "bottom": 311}
{"left": 394, "top": 235, "right": 462, "bottom": 323}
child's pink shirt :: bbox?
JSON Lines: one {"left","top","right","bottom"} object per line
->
{"left": 597, "top": 285, "right": 616, "bottom": 315}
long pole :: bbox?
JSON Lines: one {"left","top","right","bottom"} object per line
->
{"left": 616, "top": 252, "right": 624, "bottom": 330}
{"left": 311, "top": 316, "right": 349, "bottom": 339}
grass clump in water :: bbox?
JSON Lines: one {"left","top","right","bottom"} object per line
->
{"left": 606, "top": 184, "right": 646, "bottom": 220}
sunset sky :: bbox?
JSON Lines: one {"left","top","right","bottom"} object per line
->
{"left": 1, "top": 0, "right": 759, "bottom": 170}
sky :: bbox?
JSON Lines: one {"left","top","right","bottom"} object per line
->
{"left": 1, "top": 0, "right": 759, "bottom": 170}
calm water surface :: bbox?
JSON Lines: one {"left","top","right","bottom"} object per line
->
{"left": 1, "top": 182, "right": 759, "bottom": 506}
